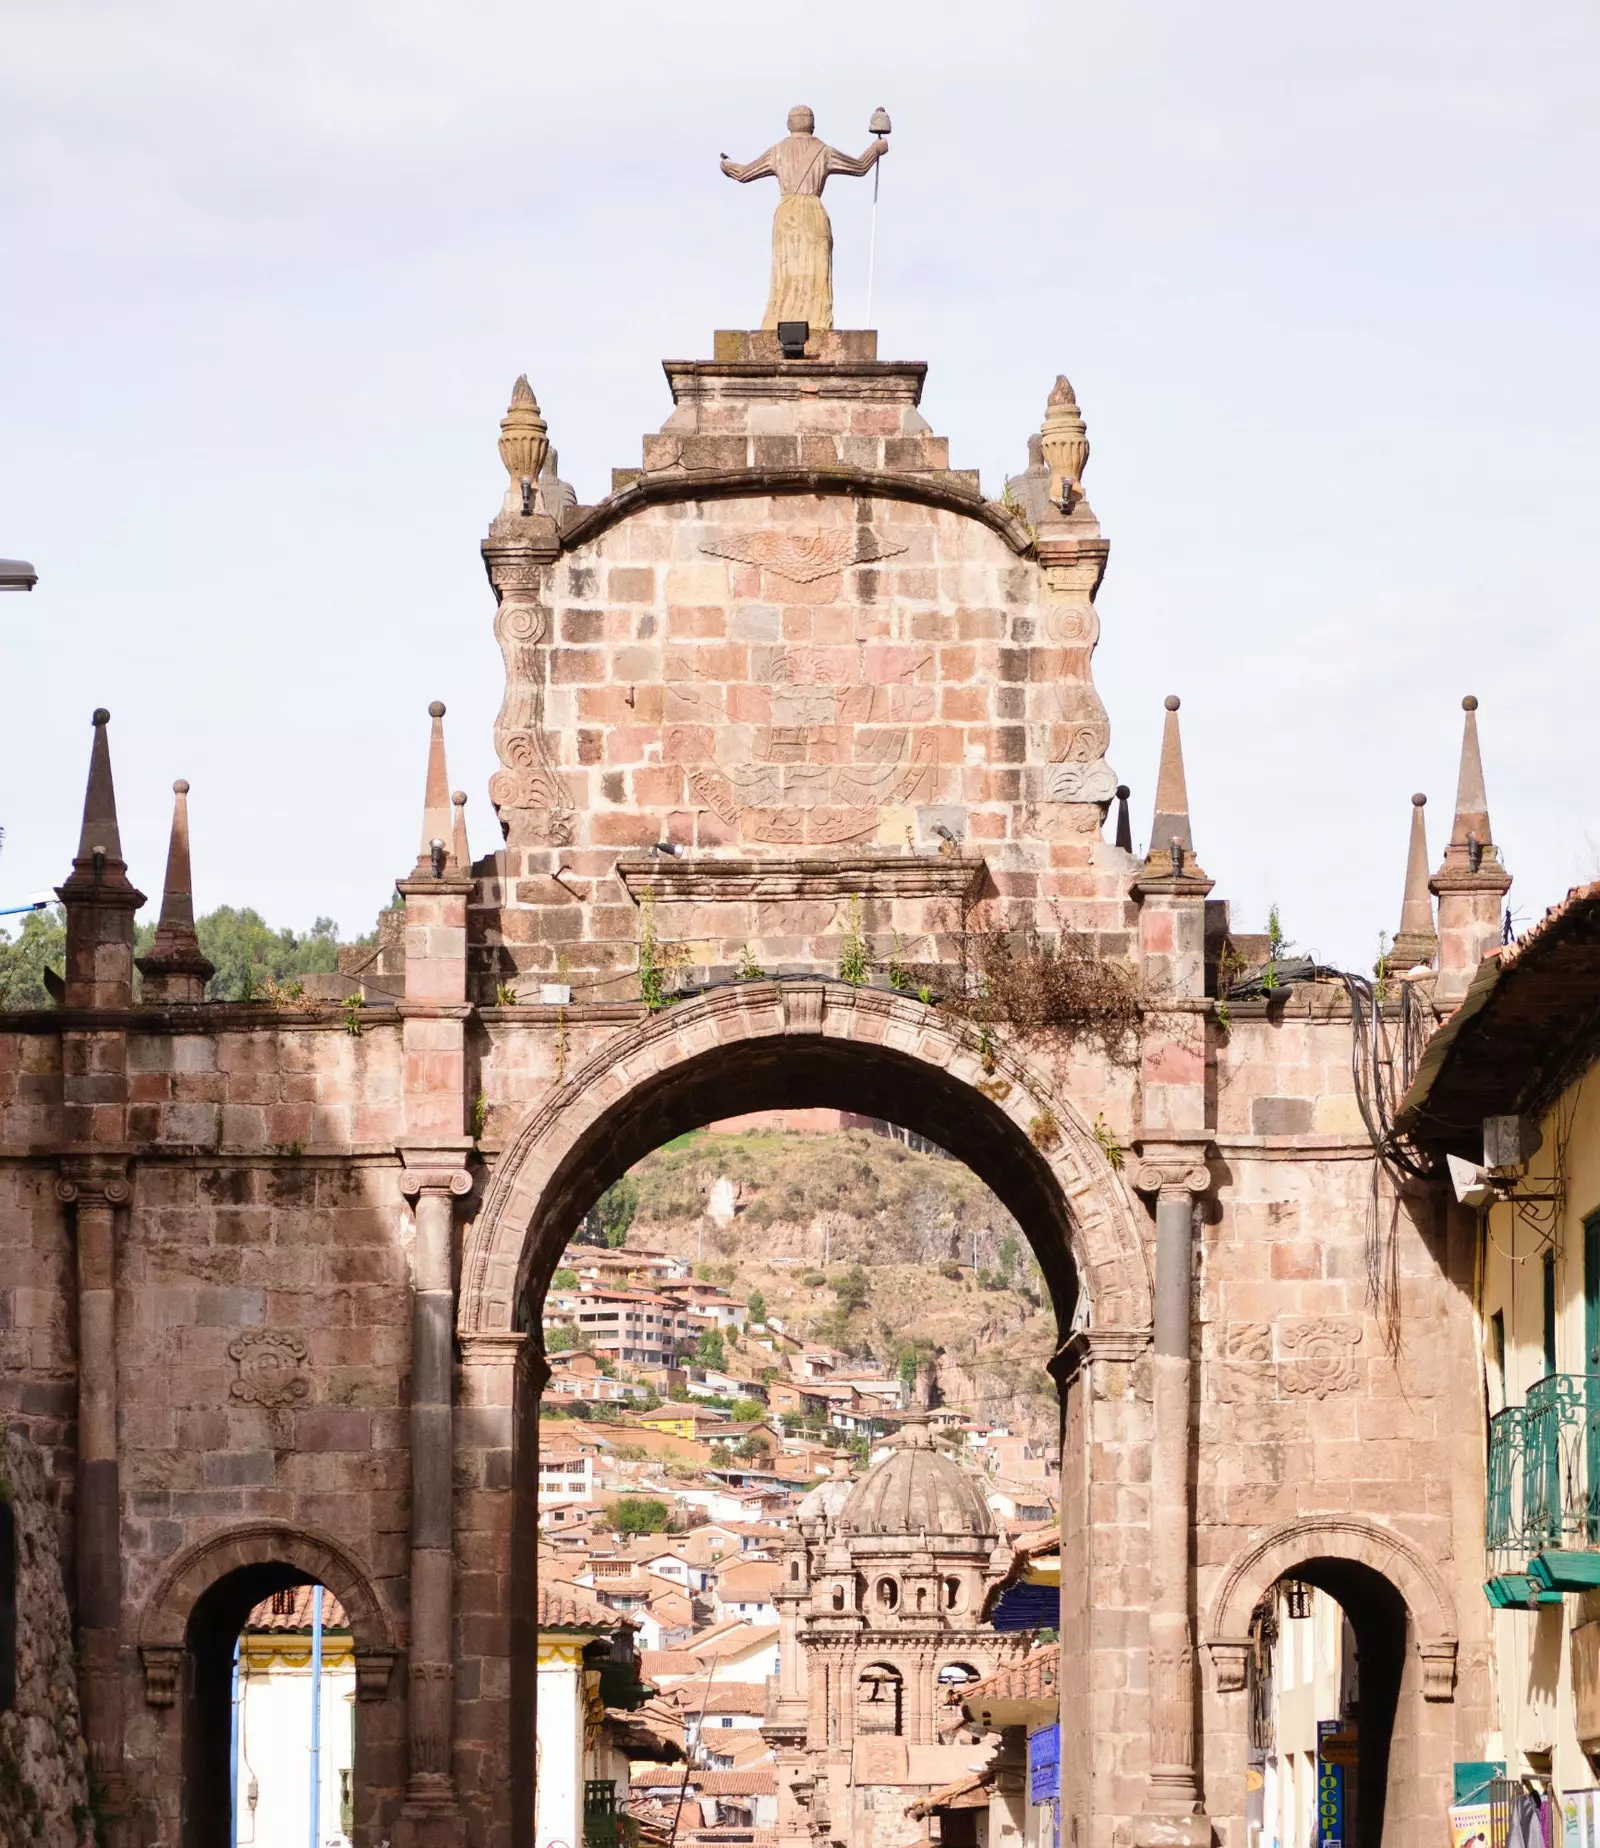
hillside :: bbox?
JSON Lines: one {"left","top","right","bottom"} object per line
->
{"left": 615, "top": 1127, "right": 1062, "bottom": 1441}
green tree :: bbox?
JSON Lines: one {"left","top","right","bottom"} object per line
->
{"left": 609, "top": 1496, "right": 671, "bottom": 1536}
{"left": 730, "top": 1398, "right": 767, "bottom": 1424}
{"left": 163, "top": 907, "right": 343, "bottom": 1001}
{"left": 0, "top": 906, "right": 66, "bottom": 1008}
{"left": 546, "top": 1325, "right": 579, "bottom": 1353}
{"left": 997, "top": 1235, "right": 1019, "bottom": 1282}
{"left": 553, "top": 1267, "right": 578, "bottom": 1288}
{"left": 832, "top": 1265, "right": 870, "bottom": 1315}
{"left": 747, "top": 1288, "right": 767, "bottom": 1325}
{"left": 577, "top": 1176, "right": 638, "bottom": 1249}
{"left": 735, "top": 1432, "right": 772, "bottom": 1462}
{"left": 696, "top": 1327, "right": 728, "bottom": 1369}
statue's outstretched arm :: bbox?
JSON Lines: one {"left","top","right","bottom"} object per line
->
{"left": 720, "top": 146, "right": 779, "bottom": 183}
{"left": 823, "top": 139, "right": 889, "bottom": 179}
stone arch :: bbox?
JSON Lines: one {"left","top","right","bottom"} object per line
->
{"left": 138, "top": 1519, "right": 398, "bottom": 1699}
{"left": 459, "top": 979, "right": 1151, "bottom": 1338}
{"left": 1204, "top": 1512, "right": 1458, "bottom": 1695}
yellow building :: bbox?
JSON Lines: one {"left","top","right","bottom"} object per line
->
{"left": 1401, "top": 883, "right": 1600, "bottom": 1802}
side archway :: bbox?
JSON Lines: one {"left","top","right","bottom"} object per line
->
{"left": 460, "top": 979, "right": 1152, "bottom": 1337}
{"left": 1205, "top": 1516, "right": 1459, "bottom": 1848}
{"left": 1205, "top": 1513, "right": 1458, "bottom": 1690}
{"left": 138, "top": 1518, "right": 399, "bottom": 1682}
{"left": 136, "top": 1522, "right": 402, "bottom": 1848}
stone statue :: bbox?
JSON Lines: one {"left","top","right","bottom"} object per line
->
{"left": 720, "top": 105, "right": 888, "bottom": 332}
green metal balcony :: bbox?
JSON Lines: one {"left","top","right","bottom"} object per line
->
{"left": 1487, "top": 1374, "right": 1600, "bottom": 1573}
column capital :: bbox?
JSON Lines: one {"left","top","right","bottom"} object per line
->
{"left": 1132, "top": 1148, "right": 1212, "bottom": 1201}
{"left": 398, "top": 1143, "right": 475, "bottom": 1199}
{"left": 56, "top": 1161, "right": 131, "bottom": 1207}
{"left": 398, "top": 1168, "right": 473, "bottom": 1200}
{"left": 1049, "top": 1326, "right": 1152, "bottom": 1389}
{"left": 1130, "top": 1160, "right": 1204, "bottom": 1204}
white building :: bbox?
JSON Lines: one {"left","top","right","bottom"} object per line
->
{"left": 233, "top": 1586, "right": 355, "bottom": 1848}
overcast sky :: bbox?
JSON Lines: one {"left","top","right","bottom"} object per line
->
{"left": 2, "top": 0, "right": 1596, "bottom": 969}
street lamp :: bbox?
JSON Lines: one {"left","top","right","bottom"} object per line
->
{"left": 0, "top": 559, "right": 38, "bottom": 591}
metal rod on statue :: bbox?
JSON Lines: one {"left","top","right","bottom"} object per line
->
{"left": 865, "top": 107, "right": 891, "bottom": 324}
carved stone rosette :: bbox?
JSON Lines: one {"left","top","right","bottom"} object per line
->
{"left": 228, "top": 1330, "right": 310, "bottom": 1408}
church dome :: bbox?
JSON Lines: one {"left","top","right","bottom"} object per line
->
{"left": 841, "top": 1415, "right": 996, "bottom": 1541}
{"left": 799, "top": 1455, "right": 856, "bottom": 1529}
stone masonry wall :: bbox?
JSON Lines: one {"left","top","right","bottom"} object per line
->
{"left": 0, "top": 1426, "right": 91, "bottom": 1848}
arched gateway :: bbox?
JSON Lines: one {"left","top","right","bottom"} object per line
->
{"left": 456, "top": 984, "right": 1156, "bottom": 1848}
{"left": 0, "top": 224, "right": 1498, "bottom": 1848}
{"left": 459, "top": 982, "right": 1152, "bottom": 1333}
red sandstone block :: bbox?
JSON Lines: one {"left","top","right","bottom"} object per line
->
{"left": 938, "top": 685, "right": 989, "bottom": 722}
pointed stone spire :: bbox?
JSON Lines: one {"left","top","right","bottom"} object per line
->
{"left": 136, "top": 780, "right": 215, "bottom": 1003}
{"left": 451, "top": 790, "right": 471, "bottom": 875}
{"left": 1430, "top": 695, "right": 1511, "bottom": 1006}
{"left": 1389, "top": 793, "right": 1437, "bottom": 972}
{"left": 414, "top": 701, "right": 454, "bottom": 878}
{"left": 59, "top": 709, "right": 134, "bottom": 895}
{"left": 1435, "top": 695, "right": 1505, "bottom": 876}
{"left": 1113, "top": 784, "right": 1133, "bottom": 854}
{"left": 55, "top": 708, "right": 146, "bottom": 1008}
{"left": 1141, "top": 696, "right": 1207, "bottom": 884}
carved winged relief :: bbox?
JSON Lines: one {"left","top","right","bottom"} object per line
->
{"left": 699, "top": 530, "right": 906, "bottom": 583}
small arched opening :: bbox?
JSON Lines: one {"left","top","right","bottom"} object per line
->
{"left": 138, "top": 1525, "right": 398, "bottom": 1848}
{"left": 877, "top": 1576, "right": 900, "bottom": 1611}
{"left": 1208, "top": 1519, "right": 1458, "bottom": 1848}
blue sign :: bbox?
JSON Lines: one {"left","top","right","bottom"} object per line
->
{"left": 1029, "top": 1724, "right": 1060, "bottom": 1805}
{"left": 1317, "top": 1721, "right": 1346, "bottom": 1848}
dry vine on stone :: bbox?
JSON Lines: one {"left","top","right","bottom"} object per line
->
{"left": 934, "top": 931, "right": 1140, "bottom": 1064}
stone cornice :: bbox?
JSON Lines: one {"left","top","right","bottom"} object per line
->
{"left": 1049, "top": 1327, "right": 1153, "bottom": 1387}
{"left": 558, "top": 465, "right": 1035, "bottom": 559}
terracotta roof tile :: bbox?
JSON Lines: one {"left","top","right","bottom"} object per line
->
{"left": 537, "top": 1586, "right": 632, "bottom": 1632}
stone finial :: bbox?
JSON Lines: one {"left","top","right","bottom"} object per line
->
{"left": 1135, "top": 697, "right": 1210, "bottom": 894}
{"left": 1432, "top": 694, "right": 1507, "bottom": 883}
{"left": 136, "top": 779, "right": 215, "bottom": 1003}
{"left": 413, "top": 702, "right": 456, "bottom": 878}
{"left": 1039, "top": 376, "right": 1089, "bottom": 511}
{"left": 499, "top": 377, "right": 550, "bottom": 515}
{"left": 1389, "top": 792, "right": 1437, "bottom": 972}
{"left": 1430, "top": 695, "right": 1511, "bottom": 1007}
{"left": 451, "top": 789, "right": 471, "bottom": 875}
{"left": 59, "top": 708, "right": 136, "bottom": 895}
{"left": 55, "top": 708, "right": 146, "bottom": 1009}
{"left": 1151, "top": 698, "right": 1193, "bottom": 851}
{"left": 1114, "top": 784, "right": 1133, "bottom": 853}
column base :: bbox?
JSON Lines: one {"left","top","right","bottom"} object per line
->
{"left": 1130, "top": 1814, "right": 1213, "bottom": 1848}
{"left": 396, "top": 1788, "right": 466, "bottom": 1848}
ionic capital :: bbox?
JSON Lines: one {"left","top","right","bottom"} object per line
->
{"left": 398, "top": 1168, "right": 473, "bottom": 1200}
{"left": 1132, "top": 1138, "right": 1212, "bottom": 1203}
{"left": 55, "top": 1167, "right": 131, "bottom": 1208}
{"left": 1132, "top": 1161, "right": 1210, "bottom": 1202}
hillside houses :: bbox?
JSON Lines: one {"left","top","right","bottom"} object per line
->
{"left": 530, "top": 1250, "right": 1062, "bottom": 1848}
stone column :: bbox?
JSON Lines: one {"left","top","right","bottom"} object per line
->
{"left": 398, "top": 1161, "right": 472, "bottom": 1848}
{"left": 1132, "top": 1155, "right": 1211, "bottom": 1848}
{"left": 56, "top": 1166, "right": 130, "bottom": 1830}
{"left": 458, "top": 1328, "right": 536, "bottom": 1848}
